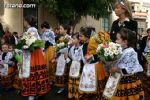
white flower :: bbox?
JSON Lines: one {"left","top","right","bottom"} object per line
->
{"left": 96, "top": 44, "right": 103, "bottom": 52}
{"left": 104, "top": 52, "right": 108, "bottom": 56}
{"left": 104, "top": 48, "right": 110, "bottom": 56}
{"left": 57, "top": 42, "right": 65, "bottom": 48}
{"left": 23, "top": 45, "right": 29, "bottom": 49}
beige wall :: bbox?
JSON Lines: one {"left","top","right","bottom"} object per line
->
{"left": 38, "top": 5, "right": 59, "bottom": 30}
{"left": 74, "top": 16, "right": 104, "bottom": 33}
{"left": 0, "top": 0, "right": 23, "bottom": 34}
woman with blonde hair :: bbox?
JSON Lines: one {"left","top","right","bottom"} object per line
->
{"left": 110, "top": 0, "right": 137, "bottom": 46}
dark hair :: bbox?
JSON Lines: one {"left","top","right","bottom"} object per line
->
{"left": 41, "top": 21, "right": 50, "bottom": 29}
{"left": 147, "top": 28, "right": 150, "bottom": 33}
{"left": 72, "top": 32, "right": 79, "bottom": 40}
{"left": 24, "top": 15, "right": 37, "bottom": 27}
{"left": 118, "top": 28, "right": 136, "bottom": 48}
{"left": 0, "top": 23, "right": 4, "bottom": 37}
{"left": 61, "top": 24, "right": 71, "bottom": 35}
{"left": 13, "top": 32, "right": 18, "bottom": 35}
{"left": 80, "top": 26, "right": 93, "bottom": 39}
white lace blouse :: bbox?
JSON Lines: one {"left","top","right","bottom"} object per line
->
{"left": 117, "top": 47, "right": 143, "bottom": 76}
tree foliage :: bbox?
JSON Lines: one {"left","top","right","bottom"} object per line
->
{"left": 33, "top": 0, "right": 116, "bottom": 26}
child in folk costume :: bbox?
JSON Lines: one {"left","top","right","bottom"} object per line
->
{"left": 79, "top": 29, "right": 110, "bottom": 100}
{"left": 55, "top": 24, "right": 71, "bottom": 94}
{"left": 9, "top": 45, "right": 22, "bottom": 94}
{"left": 105, "top": 28, "right": 144, "bottom": 100}
{"left": 40, "top": 21, "right": 56, "bottom": 85}
{"left": 0, "top": 43, "right": 15, "bottom": 89}
{"left": 20, "top": 15, "right": 50, "bottom": 100}
{"left": 87, "top": 31, "right": 110, "bottom": 100}
{"left": 68, "top": 33, "right": 85, "bottom": 99}
{"left": 78, "top": 27, "right": 97, "bottom": 99}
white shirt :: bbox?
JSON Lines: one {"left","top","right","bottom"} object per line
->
{"left": 69, "top": 45, "right": 85, "bottom": 63}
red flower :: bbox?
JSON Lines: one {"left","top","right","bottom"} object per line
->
{"left": 103, "top": 44, "right": 109, "bottom": 48}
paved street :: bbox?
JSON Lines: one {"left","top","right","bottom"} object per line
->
{"left": 0, "top": 86, "right": 68, "bottom": 100}
{"left": 1, "top": 86, "right": 150, "bottom": 100}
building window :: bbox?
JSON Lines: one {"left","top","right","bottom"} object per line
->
{"left": 102, "top": 17, "right": 109, "bottom": 32}
{"left": 137, "top": 20, "right": 147, "bottom": 34}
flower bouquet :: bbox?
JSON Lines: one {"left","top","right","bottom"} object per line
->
{"left": 96, "top": 42, "right": 122, "bottom": 63}
{"left": 96, "top": 42, "right": 123, "bottom": 99}
{"left": 143, "top": 52, "right": 150, "bottom": 76}
{"left": 16, "top": 32, "right": 45, "bottom": 51}
{"left": 55, "top": 36, "right": 69, "bottom": 54}
{"left": 16, "top": 32, "right": 45, "bottom": 79}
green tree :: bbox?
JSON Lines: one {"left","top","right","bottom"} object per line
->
{"left": 33, "top": 0, "right": 116, "bottom": 28}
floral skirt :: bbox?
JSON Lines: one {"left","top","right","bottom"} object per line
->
{"left": 143, "top": 62, "right": 150, "bottom": 95}
{"left": 79, "top": 62, "right": 107, "bottom": 100}
{"left": 68, "top": 77, "right": 80, "bottom": 99}
{"left": 103, "top": 74, "right": 144, "bottom": 100}
{"left": 44, "top": 46, "right": 55, "bottom": 82}
{"left": 21, "top": 48, "right": 50, "bottom": 96}
{"left": 1, "top": 66, "right": 15, "bottom": 89}
{"left": 13, "top": 70, "right": 22, "bottom": 90}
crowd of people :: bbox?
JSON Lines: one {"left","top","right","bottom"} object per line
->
{"left": 0, "top": 1, "right": 150, "bottom": 100}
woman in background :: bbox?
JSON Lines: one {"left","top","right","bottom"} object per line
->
{"left": 40, "top": 21, "right": 56, "bottom": 86}
{"left": 21, "top": 15, "right": 50, "bottom": 100}
{"left": 110, "top": 0, "right": 137, "bottom": 44}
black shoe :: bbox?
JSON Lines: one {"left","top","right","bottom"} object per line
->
{"left": 34, "top": 95, "right": 44, "bottom": 100}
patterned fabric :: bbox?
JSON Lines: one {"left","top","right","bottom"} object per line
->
{"left": 68, "top": 78, "right": 80, "bottom": 99}
{"left": 21, "top": 49, "right": 50, "bottom": 96}
{"left": 79, "top": 63, "right": 107, "bottom": 100}
{"left": 27, "top": 27, "right": 41, "bottom": 40}
{"left": 79, "top": 64, "right": 97, "bottom": 93}
{"left": 19, "top": 50, "right": 31, "bottom": 79}
{"left": 13, "top": 71, "right": 22, "bottom": 90}
{"left": 0, "top": 52, "right": 15, "bottom": 89}
{"left": 143, "top": 62, "right": 150, "bottom": 95}
{"left": 1, "top": 66, "right": 15, "bottom": 89}
{"left": 117, "top": 48, "right": 143, "bottom": 76}
{"left": 41, "top": 29, "right": 55, "bottom": 45}
{"left": 44, "top": 46, "right": 55, "bottom": 82}
{"left": 55, "top": 63, "right": 69, "bottom": 87}
{"left": 105, "top": 74, "right": 144, "bottom": 100}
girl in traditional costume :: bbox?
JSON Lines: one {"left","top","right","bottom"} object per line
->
{"left": 21, "top": 15, "right": 50, "bottom": 100}
{"left": 79, "top": 27, "right": 110, "bottom": 100}
{"left": 55, "top": 24, "right": 71, "bottom": 94}
{"left": 68, "top": 33, "right": 85, "bottom": 99}
{"left": 0, "top": 43, "right": 15, "bottom": 89}
{"left": 40, "top": 21, "right": 56, "bottom": 85}
{"left": 105, "top": 28, "right": 144, "bottom": 100}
